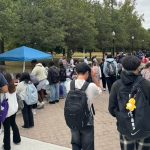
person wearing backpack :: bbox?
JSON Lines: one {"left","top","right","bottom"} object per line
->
{"left": 64, "top": 62, "right": 100, "bottom": 150}
{"left": 103, "top": 54, "right": 118, "bottom": 93}
{"left": 16, "top": 72, "right": 35, "bottom": 128}
{"left": 59, "top": 62, "right": 67, "bottom": 99}
{"left": 47, "top": 61, "right": 60, "bottom": 104}
{"left": 2, "top": 73, "right": 21, "bottom": 150}
{"left": 109, "top": 56, "right": 150, "bottom": 150}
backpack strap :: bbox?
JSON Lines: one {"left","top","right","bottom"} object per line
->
{"left": 81, "top": 81, "right": 89, "bottom": 91}
{"left": 130, "top": 76, "right": 145, "bottom": 97}
{"left": 70, "top": 80, "right": 75, "bottom": 90}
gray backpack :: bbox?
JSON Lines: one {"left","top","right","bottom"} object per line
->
{"left": 106, "top": 61, "right": 116, "bottom": 76}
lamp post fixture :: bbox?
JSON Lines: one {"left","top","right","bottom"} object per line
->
{"left": 112, "top": 31, "right": 116, "bottom": 57}
{"left": 131, "top": 35, "right": 134, "bottom": 54}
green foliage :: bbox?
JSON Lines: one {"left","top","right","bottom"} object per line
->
{"left": 0, "top": 0, "right": 150, "bottom": 55}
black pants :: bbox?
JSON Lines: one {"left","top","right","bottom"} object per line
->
{"left": 71, "top": 126, "right": 94, "bottom": 150}
{"left": 102, "top": 77, "right": 106, "bottom": 89}
{"left": 120, "top": 134, "right": 150, "bottom": 150}
{"left": 106, "top": 76, "right": 116, "bottom": 93}
{"left": 3, "top": 114, "right": 21, "bottom": 150}
{"left": 22, "top": 101, "right": 34, "bottom": 128}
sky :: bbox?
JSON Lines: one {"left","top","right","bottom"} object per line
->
{"left": 136, "top": 0, "right": 150, "bottom": 29}
{"left": 98, "top": 0, "right": 150, "bottom": 29}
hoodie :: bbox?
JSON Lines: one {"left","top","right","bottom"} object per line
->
{"left": 109, "top": 71, "right": 150, "bottom": 117}
{"left": 103, "top": 58, "right": 118, "bottom": 77}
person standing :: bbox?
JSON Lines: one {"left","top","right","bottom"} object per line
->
{"left": 65, "top": 63, "right": 100, "bottom": 150}
{"left": 31, "top": 60, "right": 48, "bottom": 108}
{"left": 2, "top": 73, "right": 21, "bottom": 150}
{"left": 0, "top": 73, "right": 9, "bottom": 149}
{"left": 100, "top": 59, "right": 106, "bottom": 91}
{"left": 91, "top": 62, "right": 102, "bottom": 88}
{"left": 109, "top": 56, "right": 150, "bottom": 150}
{"left": 47, "top": 61, "right": 60, "bottom": 104}
{"left": 84, "top": 57, "right": 89, "bottom": 64}
{"left": 16, "top": 72, "right": 34, "bottom": 128}
{"left": 70, "top": 57, "right": 75, "bottom": 67}
{"left": 59, "top": 62, "right": 67, "bottom": 99}
{"left": 103, "top": 54, "right": 118, "bottom": 93}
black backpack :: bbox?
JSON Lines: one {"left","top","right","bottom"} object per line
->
{"left": 106, "top": 61, "right": 116, "bottom": 76}
{"left": 50, "top": 66, "right": 59, "bottom": 83}
{"left": 116, "top": 76, "right": 150, "bottom": 140}
{"left": 59, "top": 68, "right": 66, "bottom": 82}
{"left": 64, "top": 80, "right": 91, "bottom": 130}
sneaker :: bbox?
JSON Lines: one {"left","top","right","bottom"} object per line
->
{"left": 103, "top": 88, "right": 106, "bottom": 91}
{"left": 55, "top": 100, "right": 59, "bottom": 103}
{"left": 21, "top": 125, "right": 29, "bottom": 129}
{"left": 14, "top": 142, "right": 21, "bottom": 145}
{"left": 49, "top": 101, "right": 55, "bottom": 104}
{"left": 37, "top": 103, "right": 44, "bottom": 109}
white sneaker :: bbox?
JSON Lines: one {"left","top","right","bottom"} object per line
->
{"left": 37, "top": 103, "right": 44, "bottom": 109}
{"left": 103, "top": 88, "right": 106, "bottom": 91}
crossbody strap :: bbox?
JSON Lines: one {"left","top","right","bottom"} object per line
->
{"left": 130, "top": 76, "right": 145, "bottom": 98}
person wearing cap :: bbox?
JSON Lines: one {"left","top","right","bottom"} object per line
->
{"left": 109, "top": 55, "right": 150, "bottom": 150}
{"left": 66, "top": 62, "right": 101, "bottom": 150}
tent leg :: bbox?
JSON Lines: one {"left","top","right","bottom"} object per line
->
{"left": 23, "top": 62, "right": 25, "bottom": 72}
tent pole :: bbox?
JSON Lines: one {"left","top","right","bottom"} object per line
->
{"left": 23, "top": 61, "right": 25, "bottom": 72}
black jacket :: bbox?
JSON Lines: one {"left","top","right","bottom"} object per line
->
{"left": 109, "top": 71, "right": 150, "bottom": 117}
{"left": 59, "top": 67, "right": 66, "bottom": 82}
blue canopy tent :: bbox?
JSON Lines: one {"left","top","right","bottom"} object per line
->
{"left": 0, "top": 46, "right": 53, "bottom": 72}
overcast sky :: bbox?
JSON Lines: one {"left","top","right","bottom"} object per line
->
{"left": 136, "top": 0, "right": 150, "bottom": 29}
{"left": 98, "top": 0, "right": 150, "bottom": 29}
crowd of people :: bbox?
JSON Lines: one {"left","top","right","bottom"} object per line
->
{"left": 0, "top": 51, "right": 150, "bottom": 150}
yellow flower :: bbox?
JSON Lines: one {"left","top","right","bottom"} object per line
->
{"left": 126, "top": 98, "right": 136, "bottom": 112}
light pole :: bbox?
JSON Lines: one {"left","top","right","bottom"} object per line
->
{"left": 131, "top": 35, "right": 134, "bottom": 54}
{"left": 112, "top": 31, "right": 115, "bottom": 57}
{"left": 142, "top": 40, "right": 144, "bottom": 50}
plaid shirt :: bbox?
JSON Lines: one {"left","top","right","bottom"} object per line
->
{"left": 120, "top": 134, "right": 150, "bottom": 150}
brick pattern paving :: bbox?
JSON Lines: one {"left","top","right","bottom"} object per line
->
{"left": 16, "top": 92, "right": 120, "bottom": 150}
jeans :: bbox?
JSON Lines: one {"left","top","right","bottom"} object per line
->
{"left": 3, "top": 114, "right": 21, "bottom": 150}
{"left": 71, "top": 126, "right": 94, "bottom": 150}
{"left": 22, "top": 101, "right": 34, "bottom": 128}
{"left": 106, "top": 76, "right": 116, "bottom": 93}
{"left": 49, "top": 83, "right": 59, "bottom": 102}
{"left": 59, "top": 82, "right": 67, "bottom": 98}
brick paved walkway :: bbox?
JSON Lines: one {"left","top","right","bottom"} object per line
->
{"left": 15, "top": 92, "right": 120, "bottom": 150}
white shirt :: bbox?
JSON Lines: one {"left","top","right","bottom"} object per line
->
{"left": 67, "top": 79, "right": 100, "bottom": 109}
{"left": 84, "top": 58, "right": 89, "bottom": 64}
{"left": 70, "top": 59, "right": 74, "bottom": 66}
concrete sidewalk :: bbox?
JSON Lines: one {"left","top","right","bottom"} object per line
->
{"left": 0, "top": 134, "right": 71, "bottom": 150}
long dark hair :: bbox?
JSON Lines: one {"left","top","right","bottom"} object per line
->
{"left": 20, "top": 72, "right": 31, "bottom": 83}
{"left": 4, "top": 73, "right": 16, "bottom": 94}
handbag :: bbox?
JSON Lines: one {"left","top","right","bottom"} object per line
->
{"left": 0, "top": 94, "right": 9, "bottom": 123}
